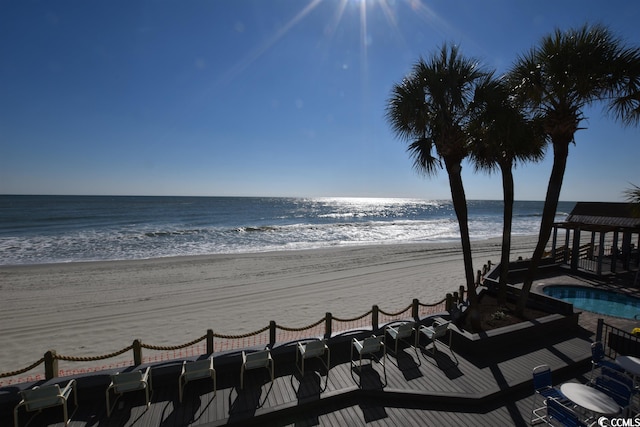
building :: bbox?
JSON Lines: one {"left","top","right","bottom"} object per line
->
{"left": 551, "top": 202, "right": 640, "bottom": 276}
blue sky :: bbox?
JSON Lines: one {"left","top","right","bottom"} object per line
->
{"left": 1, "top": 0, "right": 639, "bottom": 201}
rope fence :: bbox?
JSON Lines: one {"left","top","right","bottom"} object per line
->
{"left": 212, "top": 326, "right": 271, "bottom": 352}
{"left": 0, "top": 289, "right": 467, "bottom": 386}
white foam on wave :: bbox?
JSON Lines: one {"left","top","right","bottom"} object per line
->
{"left": 0, "top": 197, "right": 572, "bottom": 265}
{"left": 0, "top": 218, "right": 481, "bottom": 265}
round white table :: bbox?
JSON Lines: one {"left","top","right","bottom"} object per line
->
{"left": 616, "top": 355, "right": 640, "bottom": 376}
{"left": 560, "top": 383, "right": 621, "bottom": 415}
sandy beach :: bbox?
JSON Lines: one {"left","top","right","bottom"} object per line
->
{"left": 0, "top": 236, "right": 541, "bottom": 375}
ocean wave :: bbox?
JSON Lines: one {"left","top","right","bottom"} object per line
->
{"left": 0, "top": 196, "right": 574, "bottom": 265}
{"left": 235, "top": 226, "right": 278, "bottom": 233}
{"left": 0, "top": 219, "right": 470, "bottom": 265}
{"left": 143, "top": 229, "right": 209, "bottom": 238}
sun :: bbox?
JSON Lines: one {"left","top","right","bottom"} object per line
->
{"left": 212, "top": 0, "right": 439, "bottom": 91}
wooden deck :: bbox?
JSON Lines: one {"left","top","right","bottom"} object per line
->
{"left": 1, "top": 325, "right": 594, "bottom": 427}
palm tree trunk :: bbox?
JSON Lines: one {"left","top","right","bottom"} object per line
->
{"left": 445, "top": 159, "right": 478, "bottom": 305}
{"left": 498, "top": 163, "right": 514, "bottom": 306}
{"left": 516, "top": 141, "right": 570, "bottom": 314}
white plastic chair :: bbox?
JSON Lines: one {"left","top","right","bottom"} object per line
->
{"left": 296, "top": 339, "right": 330, "bottom": 377}
{"left": 384, "top": 322, "right": 420, "bottom": 365}
{"left": 419, "top": 318, "right": 457, "bottom": 364}
{"left": 14, "top": 380, "right": 77, "bottom": 427}
{"left": 351, "top": 335, "right": 386, "bottom": 387}
{"left": 241, "top": 349, "right": 274, "bottom": 389}
{"left": 106, "top": 367, "right": 152, "bottom": 417}
{"left": 178, "top": 357, "right": 216, "bottom": 403}
{"left": 351, "top": 335, "right": 385, "bottom": 368}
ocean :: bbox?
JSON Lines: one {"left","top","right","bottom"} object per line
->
{"left": 0, "top": 195, "right": 574, "bottom": 266}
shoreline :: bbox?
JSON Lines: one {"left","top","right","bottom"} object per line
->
{"left": 0, "top": 235, "right": 541, "bottom": 374}
{"left": 0, "top": 234, "right": 539, "bottom": 269}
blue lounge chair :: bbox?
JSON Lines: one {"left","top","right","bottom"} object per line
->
{"left": 590, "top": 341, "right": 624, "bottom": 382}
{"left": 546, "top": 398, "right": 587, "bottom": 427}
{"left": 530, "top": 364, "right": 566, "bottom": 424}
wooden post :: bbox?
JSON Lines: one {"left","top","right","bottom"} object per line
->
{"left": 612, "top": 231, "right": 619, "bottom": 274}
{"left": 133, "top": 339, "right": 143, "bottom": 366}
{"left": 412, "top": 299, "right": 419, "bottom": 321}
{"left": 325, "top": 312, "right": 332, "bottom": 340}
{"left": 571, "top": 227, "right": 581, "bottom": 271}
{"left": 446, "top": 293, "right": 453, "bottom": 312}
{"left": 476, "top": 270, "right": 482, "bottom": 286}
{"left": 459, "top": 286, "right": 465, "bottom": 302}
{"left": 44, "top": 350, "right": 58, "bottom": 380}
{"left": 623, "top": 231, "right": 632, "bottom": 270}
{"left": 206, "top": 329, "right": 214, "bottom": 355}
{"left": 596, "top": 318, "right": 604, "bottom": 343}
{"left": 597, "top": 232, "right": 606, "bottom": 276}
{"left": 453, "top": 292, "right": 459, "bottom": 305}
{"left": 372, "top": 305, "right": 379, "bottom": 331}
{"left": 269, "top": 321, "right": 277, "bottom": 347}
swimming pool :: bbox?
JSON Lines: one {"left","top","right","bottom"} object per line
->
{"left": 543, "top": 285, "right": 640, "bottom": 319}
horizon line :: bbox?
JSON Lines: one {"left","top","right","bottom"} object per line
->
{"left": 0, "top": 193, "right": 585, "bottom": 203}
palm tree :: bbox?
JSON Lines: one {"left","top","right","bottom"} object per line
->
{"left": 386, "top": 44, "right": 491, "bottom": 305}
{"left": 624, "top": 183, "right": 640, "bottom": 217}
{"left": 509, "top": 23, "right": 640, "bottom": 314}
{"left": 468, "top": 75, "right": 547, "bottom": 306}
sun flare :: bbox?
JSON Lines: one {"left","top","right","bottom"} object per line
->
{"left": 212, "top": 0, "right": 441, "bottom": 92}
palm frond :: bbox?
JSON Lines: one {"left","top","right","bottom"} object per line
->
{"left": 509, "top": 23, "right": 640, "bottom": 140}
{"left": 468, "top": 74, "right": 548, "bottom": 174}
{"left": 386, "top": 43, "right": 491, "bottom": 175}
{"left": 407, "top": 137, "right": 441, "bottom": 176}
{"left": 624, "top": 183, "right": 640, "bottom": 217}
{"left": 607, "top": 46, "right": 640, "bottom": 126}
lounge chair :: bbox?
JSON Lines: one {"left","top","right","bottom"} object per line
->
{"left": 593, "top": 375, "right": 631, "bottom": 416}
{"left": 599, "top": 365, "right": 640, "bottom": 415}
{"left": 419, "top": 318, "right": 457, "bottom": 364}
{"left": 590, "top": 341, "right": 624, "bottom": 382}
{"left": 106, "top": 367, "right": 152, "bottom": 417}
{"left": 384, "top": 322, "right": 420, "bottom": 365}
{"left": 530, "top": 364, "right": 565, "bottom": 424}
{"left": 14, "top": 379, "right": 77, "bottom": 427}
{"left": 178, "top": 357, "right": 216, "bottom": 403}
{"left": 296, "top": 339, "right": 330, "bottom": 377}
{"left": 350, "top": 335, "right": 386, "bottom": 386}
{"left": 546, "top": 397, "right": 587, "bottom": 427}
{"left": 600, "top": 365, "right": 635, "bottom": 392}
{"left": 296, "top": 339, "right": 330, "bottom": 391}
{"left": 241, "top": 349, "right": 274, "bottom": 390}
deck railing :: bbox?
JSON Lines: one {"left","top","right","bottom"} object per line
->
{"left": 0, "top": 293, "right": 461, "bottom": 386}
{"left": 555, "top": 243, "right": 639, "bottom": 275}
{"left": 597, "top": 318, "right": 640, "bottom": 359}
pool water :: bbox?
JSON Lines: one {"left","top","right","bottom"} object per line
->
{"left": 543, "top": 285, "right": 640, "bottom": 319}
